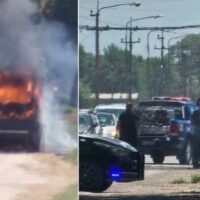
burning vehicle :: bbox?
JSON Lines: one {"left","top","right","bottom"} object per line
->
{"left": 0, "top": 67, "right": 42, "bottom": 151}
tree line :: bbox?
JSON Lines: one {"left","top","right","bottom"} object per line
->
{"left": 80, "top": 34, "right": 200, "bottom": 108}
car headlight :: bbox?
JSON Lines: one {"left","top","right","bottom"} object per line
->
{"left": 111, "top": 129, "right": 117, "bottom": 137}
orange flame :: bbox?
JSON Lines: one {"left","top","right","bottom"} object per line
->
{"left": 0, "top": 69, "right": 41, "bottom": 119}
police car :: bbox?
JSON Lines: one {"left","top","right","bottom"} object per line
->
{"left": 79, "top": 134, "right": 144, "bottom": 192}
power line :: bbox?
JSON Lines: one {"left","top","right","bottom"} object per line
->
{"left": 80, "top": 24, "right": 200, "bottom": 31}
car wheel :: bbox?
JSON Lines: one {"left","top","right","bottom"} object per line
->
{"left": 80, "top": 159, "right": 111, "bottom": 192}
{"left": 151, "top": 152, "right": 165, "bottom": 164}
{"left": 179, "top": 141, "right": 192, "bottom": 165}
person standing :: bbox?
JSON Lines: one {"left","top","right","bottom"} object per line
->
{"left": 117, "top": 102, "right": 139, "bottom": 147}
{"left": 191, "top": 98, "right": 200, "bottom": 168}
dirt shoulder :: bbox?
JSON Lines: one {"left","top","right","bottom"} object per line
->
{"left": 0, "top": 153, "right": 77, "bottom": 200}
{"left": 80, "top": 162, "right": 200, "bottom": 200}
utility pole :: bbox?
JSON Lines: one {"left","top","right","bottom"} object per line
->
{"left": 155, "top": 30, "right": 166, "bottom": 68}
{"left": 89, "top": 1, "right": 140, "bottom": 105}
{"left": 154, "top": 30, "right": 168, "bottom": 95}
{"left": 181, "top": 40, "right": 187, "bottom": 96}
{"left": 90, "top": 0, "right": 100, "bottom": 104}
{"left": 121, "top": 19, "right": 140, "bottom": 100}
{"left": 146, "top": 30, "right": 157, "bottom": 98}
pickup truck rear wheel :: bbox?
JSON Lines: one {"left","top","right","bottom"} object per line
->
{"left": 151, "top": 153, "right": 165, "bottom": 164}
{"left": 179, "top": 141, "right": 192, "bottom": 165}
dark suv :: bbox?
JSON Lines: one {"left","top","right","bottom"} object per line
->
{"left": 138, "top": 97, "right": 196, "bottom": 164}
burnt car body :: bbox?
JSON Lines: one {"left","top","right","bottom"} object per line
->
{"left": 79, "top": 134, "right": 144, "bottom": 192}
{"left": 0, "top": 68, "right": 42, "bottom": 151}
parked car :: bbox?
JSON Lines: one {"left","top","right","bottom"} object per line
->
{"left": 96, "top": 112, "right": 118, "bottom": 138}
{"left": 79, "top": 134, "right": 144, "bottom": 192}
{"left": 138, "top": 96, "right": 196, "bottom": 164}
{"left": 94, "top": 103, "right": 125, "bottom": 119}
{"left": 79, "top": 111, "right": 101, "bottom": 135}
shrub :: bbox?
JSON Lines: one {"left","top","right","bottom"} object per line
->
{"left": 191, "top": 174, "right": 200, "bottom": 183}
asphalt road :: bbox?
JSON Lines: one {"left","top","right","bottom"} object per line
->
{"left": 80, "top": 155, "right": 200, "bottom": 200}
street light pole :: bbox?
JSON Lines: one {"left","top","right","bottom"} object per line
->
{"left": 90, "top": 1, "right": 141, "bottom": 105}
{"left": 146, "top": 30, "right": 158, "bottom": 98}
{"left": 122, "top": 15, "right": 163, "bottom": 100}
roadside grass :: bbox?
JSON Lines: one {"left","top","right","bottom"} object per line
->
{"left": 171, "top": 178, "right": 187, "bottom": 184}
{"left": 191, "top": 174, "right": 200, "bottom": 183}
{"left": 63, "top": 149, "right": 77, "bottom": 165}
{"left": 52, "top": 184, "right": 77, "bottom": 200}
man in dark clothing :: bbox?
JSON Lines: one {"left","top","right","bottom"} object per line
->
{"left": 117, "top": 102, "right": 139, "bottom": 147}
{"left": 191, "top": 98, "right": 200, "bottom": 168}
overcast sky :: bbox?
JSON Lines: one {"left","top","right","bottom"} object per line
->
{"left": 79, "top": 0, "right": 200, "bottom": 58}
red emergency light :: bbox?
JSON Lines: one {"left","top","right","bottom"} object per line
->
{"left": 152, "top": 96, "right": 191, "bottom": 101}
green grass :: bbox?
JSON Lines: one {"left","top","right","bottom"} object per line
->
{"left": 63, "top": 149, "right": 77, "bottom": 165}
{"left": 171, "top": 178, "right": 186, "bottom": 184}
{"left": 191, "top": 174, "right": 200, "bottom": 183}
{"left": 52, "top": 184, "right": 77, "bottom": 200}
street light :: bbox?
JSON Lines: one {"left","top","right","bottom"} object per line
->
{"left": 167, "top": 35, "right": 186, "bottom": 50}
{"left": 122, "top": 15, "right": 163, "bottom": 100}
{"left": 125, "top": 15, "right": 163, "bottom": 45}
{"left": 90, "top": 1, "right": 141, "bottom": 104}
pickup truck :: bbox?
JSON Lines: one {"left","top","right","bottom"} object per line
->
{"left": 138, "top": 97, "right": 196, "bottom": 164}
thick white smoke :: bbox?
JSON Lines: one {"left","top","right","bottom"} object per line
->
{"left": 40, "top": 88, "right": 77, "bottom": 153}
{"left": 0, "top": 0, "right": 77, "bottom": 153}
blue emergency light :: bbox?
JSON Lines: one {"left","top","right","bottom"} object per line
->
{"left": 109, "top": 166, "right": 121, "bottom": 180}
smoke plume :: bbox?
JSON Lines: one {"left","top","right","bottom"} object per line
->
{"left": 0, "top": 0, "right": 77, "bottom": 153}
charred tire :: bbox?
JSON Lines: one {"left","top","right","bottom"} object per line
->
{"left": 178, "top": 141, "right": 192, "bottom": 165}
{"left": 151, "top": 152, "right": 165, "bottom": 164}
{"left": 79, "top": 159, "right": 112, "bottom": 192}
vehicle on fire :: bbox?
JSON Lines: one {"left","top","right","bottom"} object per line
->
{"left": 138, "top": 96, "right": 196, "bottom": 164}
{"left": 79, "top": 134, "right": 144, "bottom": 192}
{"left": 0, "top": 68, "right": 42, "bottom": 151}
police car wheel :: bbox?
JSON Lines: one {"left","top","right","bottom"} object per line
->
{"left": 80, "top": 159, "right": 109, "bottom": 192}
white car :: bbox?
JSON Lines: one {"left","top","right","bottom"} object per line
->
{"left": 94, "top": 103, "right": 125, "bottom": 119}
{"left": 96, "top": 112, "right": 118, "bottom": 138}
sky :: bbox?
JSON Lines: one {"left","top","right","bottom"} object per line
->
{"left": 79, "top": 0, "right": 200, "bottom": 58}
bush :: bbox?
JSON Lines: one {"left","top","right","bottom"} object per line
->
{"left": 191, "top": 174, "right": 200, "bottom": 183}
{"left": 172, "top": 178, "right": 186, "bottom": 184}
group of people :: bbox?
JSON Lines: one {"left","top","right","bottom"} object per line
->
{"left": 117, "top": 100, "right": 200, "bottom": 168}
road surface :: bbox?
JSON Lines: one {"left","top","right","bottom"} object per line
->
{"left": 80, "top": 155, "right": 200, "bottom": 200}
{"left": 0, "top": 153, "right": 77, "bottom": 200}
